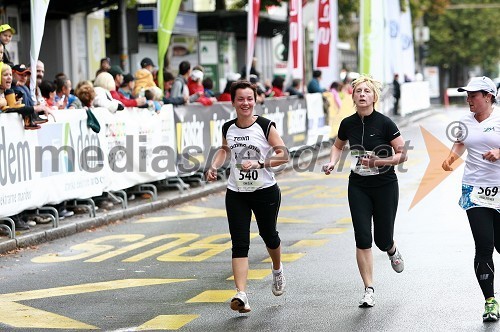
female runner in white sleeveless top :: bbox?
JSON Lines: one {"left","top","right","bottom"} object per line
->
{"left": 206, "top": 80, "right": 289, "bottom": 313}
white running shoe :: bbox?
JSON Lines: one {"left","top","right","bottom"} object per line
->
{"left": 359, "top": 287, "right": 375, "bottom": 308}
{"left": 230, "top": 291, "right": 251, "bottom": 313}
{"left": 272, "top": 264, "right": 286, "bottom": 296}
{"left": 388, "top": 247, "right": 404, "bottom": 273}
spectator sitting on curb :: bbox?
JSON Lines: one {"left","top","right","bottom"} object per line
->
{"left": 93, "top": 72, "right": 124, "bottom": 113}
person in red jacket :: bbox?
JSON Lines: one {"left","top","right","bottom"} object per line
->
{"left": 110, "top": 71, "right": 146, "bottom": 108}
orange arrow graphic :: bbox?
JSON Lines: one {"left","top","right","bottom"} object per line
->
{"left": 409, "top": 126, "right": 464, "bottom": 210}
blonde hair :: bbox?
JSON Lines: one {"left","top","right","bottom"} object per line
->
{"left": 351, "top": 74, "right": 382, "bottom": 105}
{"left": 1, "top": 63, "right": 11, "bottom": 87}
{"left": 93, "top": 72, "right": 115, "bottom": 91}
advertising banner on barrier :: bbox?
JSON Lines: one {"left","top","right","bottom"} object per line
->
{"left": 0, "top": 110, "right": 106, "bottom": 218}
{"left": 305, "top": 93, "right": 330, "bottom": 145}
{"left": 0, "top": 106, "right": 177, "bottom": 218}
{"left": 173, "top": 103, "right": 234, "bottom": 173}
{"left": 93, "top": 105, "right": 177, "bottom": 191}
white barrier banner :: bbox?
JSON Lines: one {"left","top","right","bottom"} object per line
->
{"left": 0, "top": 106, "right": 177, "bottom": 218}
{"left": 305, "top": 93, "right": 330, "bottom": 145}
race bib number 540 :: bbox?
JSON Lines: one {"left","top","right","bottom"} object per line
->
{"left": 235, "top": 169, "right": 264, "bottom": 192}
{"left": 470, "top": 186, "right": 500, "bottom": 209}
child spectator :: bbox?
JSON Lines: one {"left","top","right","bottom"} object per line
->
{"left": 0, "top": 24, "right": 15, "bottom": 65}
{"left": 134, "top": 57, "right": 157, "bottom": 96}
{"left": 144, "top": 87, "right": 163, "bottom": 112}
{"left": 202, "top": 77, "right": 215, "bottom": 98}
{"left": 286, "top": 79, "right": 304, "bottom": 98}
{"left": 39, "top": 79, "right": 57, "bottom": 108}
{"left": 163, "top": 71, "right": 187, "bottom": 105}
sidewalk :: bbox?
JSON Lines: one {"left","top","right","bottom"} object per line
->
{"left": 0, "top": 107, "right": 441, "bottom": 255}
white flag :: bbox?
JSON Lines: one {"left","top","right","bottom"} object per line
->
{"left": 30, "top": 0, "right": 50, "bottom": 103}
{"left": 246, "top": 0, "right": 260, "bottom": 79}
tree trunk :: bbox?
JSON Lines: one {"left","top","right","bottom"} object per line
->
{"left": 215, "top": 0, "right": 226, "bottom": 10}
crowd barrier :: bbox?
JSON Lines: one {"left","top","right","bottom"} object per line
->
{"left": 1, "top": 92, "right": 359, "bottom": 219}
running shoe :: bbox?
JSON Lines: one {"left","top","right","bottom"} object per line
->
{"left": 359, "top": 287, "right": 375, "bottom": 308}
{"left": 272, "top": 264, "right": 286, "bottom": 296}
{"left": 388, "top": 247, "right": 404, "bottom": 273}
{"left": 230, "top": 291, "right": 251, "bottom": 313}
{"left": 483, "top": 298, "right": 499, "bottom": 322}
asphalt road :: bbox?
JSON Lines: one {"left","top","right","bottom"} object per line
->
{"left": 0, "top": 106, "right": 499, "bottom": 331}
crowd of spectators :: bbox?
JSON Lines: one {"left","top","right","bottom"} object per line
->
{"left": 1, "top": 26, "right": 345, "bottom": 232}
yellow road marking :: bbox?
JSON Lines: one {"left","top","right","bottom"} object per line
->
{"left": 291, "top": 239, "right": 329, "bottom": 247}
{"left": 227, "top": 269, "right": 271, "bottom": 280}
{"left": 0, "top": 279, "right": 193, "bottom": 302}
{"left": 262, "top": 253, "right": 305, "bottom": 263}
{"left": 137, "top": 315, "right": 199, "bottom": 331}
{"left": 337, "top": 217, "right": 352, "bottom": 224}
{"left": 0, "top": 279, "right": 193, "bottom": 329}
{"left": 186, "top": 290, "right": 235, "bottom": 303}
{"left": 315, "top": 228, "right": 349, "bottom": 235}
{"left": 0, "top": 301, "right": 98, "bottom": 329}
{"left": 280, "top": 204, "right": 343, "bottom": 211}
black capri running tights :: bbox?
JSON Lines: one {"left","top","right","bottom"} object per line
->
{"left": 225, "top": 184, "right": 281, "bottom": 258}
{"left": 467, "top": 207, "right": 500, "bottom": 262}
{"left": 348, "top": 181, "right": 399, "bottom": 251}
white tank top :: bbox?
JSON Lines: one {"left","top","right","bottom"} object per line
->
{"left": 223, "top": 116, "right": 277, "bottom": 192}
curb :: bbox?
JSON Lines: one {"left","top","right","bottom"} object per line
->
{"left": 0, "top": 108, "right": 437, "bottom": 255}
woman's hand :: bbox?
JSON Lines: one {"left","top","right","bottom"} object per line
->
{"left": 322, "top": 162, "right": 335, "bottom": 175}
{"left": 483, "top": 148, "right": 500, "bottom": 162}
{"left": 441, "top": 157, "right": 454, "bottom": 171}
{"left": 360, "top": 153, "right": 378, "bottom": 168}
{"left": 240, "top": 160, "right": 259, "bottom": 171}
{"left": 205, "top": 167, "right": 218, "bottom": 182}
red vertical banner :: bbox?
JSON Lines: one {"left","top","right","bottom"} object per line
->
{"left": 314, "top": 0, "right": 338, "bottom": 88}
{"left": 288, "top": 0, "right": 303, "bottom": 79}
{"left": 315, "top": 0, "right": 330, "bottom": 67}
{"left": 246, "top": 0, "right": 261, "bottom": 79}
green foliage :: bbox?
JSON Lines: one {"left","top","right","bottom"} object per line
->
{"left": 425, "top": 0, "right": 500, "bottom": 76}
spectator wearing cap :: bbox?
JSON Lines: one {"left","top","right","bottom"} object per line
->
{"left": 162, "top": 71, "right": 187, "bottom": 106}
{"left": 96, "top": 57, "right": 111, "bottom": 78}
{"left": 134, "top": 57, "right": 158, "bottom": 96}
{"left": 0, "top": 24, "right": 15, "bottom": 66}
{"left": 108, "top": 65, "right": 124, "bottom": 91}
{"left": 12, "top": 64, "right": 50, "bottom": 124}
{"left": 187, "top": 66, "right": 215, "bottom": 106}
{"left": 93, "top": 71, "right": 124, "bottom": 113}
{"left": 113, "top": 73, "right": 146, "bottom": 107}
{"left": 1, "top": 63, "right": 54, "bottom": 129}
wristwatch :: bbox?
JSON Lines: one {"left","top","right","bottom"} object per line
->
{"left": 258, "top": 161, "right": 264, "bottom": 169}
